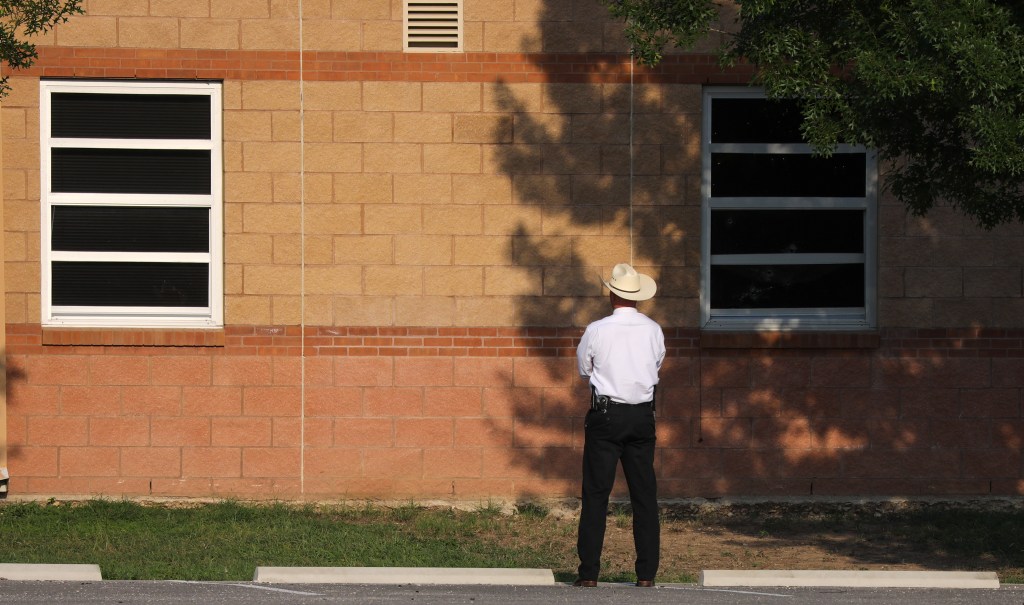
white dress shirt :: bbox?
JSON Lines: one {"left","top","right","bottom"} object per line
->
{"left": 577, "top": 307, "right": 666, "bottom": 405}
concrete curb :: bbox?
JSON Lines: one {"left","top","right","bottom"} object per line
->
{"left": 700, "top": 570, "right": 1000, "bottom": 589}
{"left": 0, "top": 563, "right": 103, "bottom": 581}
{"left": 253, "top": 566, "right": 555, "bottom": 585}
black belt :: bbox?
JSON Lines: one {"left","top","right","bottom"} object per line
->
{"left": 590, "top": 386, "right": 655, "bottom": 414}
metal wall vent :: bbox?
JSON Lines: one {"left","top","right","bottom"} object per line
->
{"left": 404, "top": 1, "right": 463, "bottom": 52}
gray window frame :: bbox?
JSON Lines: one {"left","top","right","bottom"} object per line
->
{"left": 700, "top": 87, "right": 878, "bottom": 331}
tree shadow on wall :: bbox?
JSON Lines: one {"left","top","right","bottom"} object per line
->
{"left": 2, "top": 356, "right": 27, "bottom": 498}
{"left": 483, "top": 2, "right": 703, "bottom": 504}
{"left": 484, "top": 1, "right": 1022, "bottom": 510}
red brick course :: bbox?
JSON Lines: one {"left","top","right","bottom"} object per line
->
{"left": 5, "top": 323, "right": 1024, "bottom": 500}
{"left": 21, "top": 48, "right": 753, "bottom": 85}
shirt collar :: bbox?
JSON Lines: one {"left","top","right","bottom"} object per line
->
{"left": 612, "top": 307, "right": 639, "bottom": 316}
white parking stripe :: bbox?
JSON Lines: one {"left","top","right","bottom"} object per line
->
{"left": 662, "top": 585, "right": 793, "bottom": 598}
{"left": 169, "top": 580, "right": 323, "bottom": 597}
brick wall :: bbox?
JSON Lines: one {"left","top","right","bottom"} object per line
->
{"left": 34, "top": 0, "right": 736, "bottom": 55}
{"left": 3, "top": 1, "right": 1023, "bottom": 501}
{"left": 878, "top": 203, "right": 1024, "bottom": 327}
{"left": 6, "top": 327, "right": 1024, "bottom": 499}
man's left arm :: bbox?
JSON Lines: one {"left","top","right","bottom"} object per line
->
{"left": 654, "top": 328, "right": 666, "bottom": 372}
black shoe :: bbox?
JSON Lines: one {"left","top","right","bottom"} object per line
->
{"left": 636, "top": 580, "right": 655, "bottom": 587}
{"left": 573, "top": 578, "right": 597, "bottom": 587}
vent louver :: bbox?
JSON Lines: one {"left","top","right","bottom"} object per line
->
{"left": 404, "top": 1, "right": 463, "bottom": 52}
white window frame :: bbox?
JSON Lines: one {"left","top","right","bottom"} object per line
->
{"left": 700, "top": 87, "right": 877, "bottom": 331}
{"left": 40, "top": 79, "right": 223, "bottom": 328}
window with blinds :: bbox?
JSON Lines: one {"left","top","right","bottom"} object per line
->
{"left": 404, "top": 1, "right": 463, "bottom": 52}
{"left": 40, "top": 80, "right": 223, "bottom": 328}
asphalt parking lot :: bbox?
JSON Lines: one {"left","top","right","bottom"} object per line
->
{"left": 1, "top": 581, "right": 1024, "bottom": 605}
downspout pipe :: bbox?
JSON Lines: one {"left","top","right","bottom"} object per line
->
{"left": 0, "top": 84, "right": 8, "bottom": 497}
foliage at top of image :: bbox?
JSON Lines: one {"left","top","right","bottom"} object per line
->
{"left": 603, "top": 0, "right": 1024, "bottom": 228}
{"left": 0, "top": 0, "right": 83, "bottom": 96}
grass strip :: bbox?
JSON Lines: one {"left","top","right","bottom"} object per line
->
{"left": 6, "top": 499, "right": 1024, "bottom": 584}
{"left": 0, "top": 499, "right": 574, "bottom": 581}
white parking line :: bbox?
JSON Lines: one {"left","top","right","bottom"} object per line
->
{"left": 227, "top": 583, "right": 324, "bottom": 596}
{"left": 170, "top": 580, "right": 323, "bottom": 597}
{"left": 662, "top": 586, "right": 793, "bottom": 598}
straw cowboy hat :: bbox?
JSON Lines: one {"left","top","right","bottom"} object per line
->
{"left": 602, "top": 263, "right": 657, "bottom": 301}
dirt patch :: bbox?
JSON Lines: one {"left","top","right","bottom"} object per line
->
{"left": 536, "top": 499, "right": 1024, "bottom": 582}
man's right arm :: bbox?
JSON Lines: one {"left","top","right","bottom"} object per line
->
{"left": 577, "top": 326, "right": 594, "bottom": 377}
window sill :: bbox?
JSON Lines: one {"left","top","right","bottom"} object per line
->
{"left": 700, "top": 330, "right": 879, "bottom": 349}
{"left": 42, "top": 327, "right": 225, "bottom": 347}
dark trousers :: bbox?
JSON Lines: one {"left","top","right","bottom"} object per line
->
{"left": 577, "top": 403, "right": 659, "bottom": 581}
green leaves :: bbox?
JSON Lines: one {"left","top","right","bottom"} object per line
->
{"left": 0, "top": 0, "right": 83, "bottom": 96}
{"left": 604, "top": 0, "right": 1024, "bottom": 227}
{"left": 601, "top": 0, "right": 719, "bottom": 65}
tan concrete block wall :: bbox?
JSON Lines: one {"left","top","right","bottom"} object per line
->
{"left": 393, "top": 114, "right": 451, "bottom": 144}
{"left": 2, "top": 78, "right": 40, "bottom": 324}
{"left": 376, "top": 4, "right": 1024, "bottom": 332}
{"left": 424, "top": 83, "right": 482, "bottom": 113}
{"left": 334, "top": 174, "right": 393, "bottom": 204}
{"left": 300, "top": 20, "right": 361, "bottom": 51}
{"left": 425, "top": 267, "right": 483, "bottom": 296}
{"left": 394, "top": 296, "right": 454, "bottom": 325}
{"left": 456, "top": 297, "right": 514, "bottom": 325}
{"left": 878, "top": 199, "right": 1024, "bottom": 328}
{"left": 425, "top": 205, "right": 484, "bottom": 236}
{"left": 394, "top": 175, "right": 452, "bottom": 205}
{"left": 304, "top": 83, "right": 362, "bottom": 112}
{"left": 7, "top": 4, "right": 1023, "bottom": 334}
{"left": 363, "top": 82, "right": 422, "bottom": 113}
{"left": 88, "top": 0, "right": 150, "bottom": 16}
{"left": 150, "top": 0, "right": 210, "bottom": 17}
{"left": 363, "top": 143, "right": 421, "bottom": 174}
{"left": 214, "top": 0, "right": 272, "bottom": 19}
{"left": 54, "top": 15, "right": 118, "bottom": 46}
{"left": 362, "top": 20, "right": 402, "bottom": 51}
{"left": 180, "top": 19, "right": 240, "bottom": 49}
{"left": 118, "top": 17, "right": 180, "bottom": 47}
{"left": 454, "top": 175, "right": 512, "bottom": 205}
{"left": 395, "top": 235, "right": 452, "bottom": 265}
{"left": 424, "top": 144, "right": 482, "bottom": 174}
{"left": 335, "top": 113, "right": 393, "bottom": 143}
{"left": 49, "top": 0, "right": 629, "bottom": 53}
{"left": 33, "top": 69, "right": 988, "bottom": 333}
{"left": 1, "top": 72, "right": 713, "bottom": 329}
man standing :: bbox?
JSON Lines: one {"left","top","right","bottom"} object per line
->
{"left": 574, "top": 263, "right": 665, "bottom": 588}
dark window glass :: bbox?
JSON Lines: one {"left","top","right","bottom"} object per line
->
{"left": 51, "top": 93, "right": 211, "bottom": 139}
{"left": 711, "top": 153, "right": 866, "bottom": 198}
{"left": 711, "top": 98, "right": 804, "bottom": 144}
{"left": 52, "top": 206, "right": 209, "bottom": 253}
{"left": 51, "top": 148, "right": 211, "bottom": 195}
{"left": 51, "top": 262, "right": 208, "bottom": 307}
{"left": 711, "top": 210, "right": 863, "bottom": 255}
{"left": 710, "top": 264, "right": 864, "bottom": 309}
